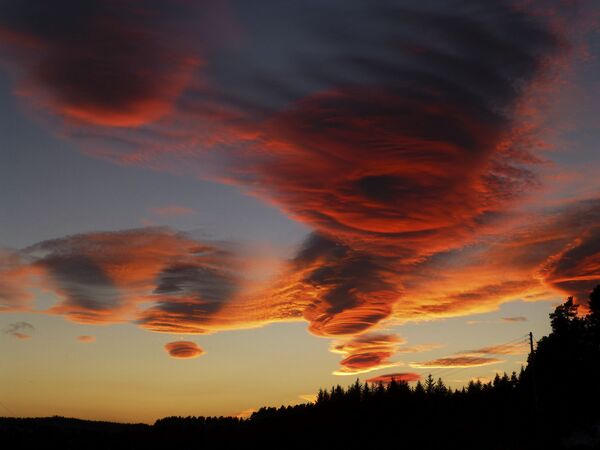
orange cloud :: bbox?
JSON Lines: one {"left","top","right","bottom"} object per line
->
{"left": 4, "top": 227, "right": 307, "bottom": 336}
{"left": 19, "top": 228, "right": 243, "bottom": 328}
{"left": 463, "top": 342, "right": 528, "bottom": 356}
{"left": 411, "top": 356, "right": 503, "bottom": 369}
{"left": 77, "top": 335, "right": 96, "bottom": 343}
{"left": 331, "top": 334, "right": 404, "bottom": 375}
{"left": 164, "top": 341, "right": 204, "bottom": 359}
{"left": 366, "top": 373, "right": 421, "bottom": 384}
{"left": 410, "top": 337, "right": 529, "bottom": 368}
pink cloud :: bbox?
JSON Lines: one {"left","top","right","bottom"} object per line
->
{"left": 149, "top": 205, "right": 196, "bottom": 217}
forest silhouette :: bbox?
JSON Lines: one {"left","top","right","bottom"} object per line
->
{"left": 2, "top": 286, "right": 600, "bottom": 449}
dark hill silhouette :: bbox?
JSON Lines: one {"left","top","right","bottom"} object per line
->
{"left": 2, "top": 286, "right": 600, "bottom": 449}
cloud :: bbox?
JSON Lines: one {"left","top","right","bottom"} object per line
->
{"left": 218, "top": 0, "right": 560, "bottom": 259}
{"left": 411, "top": 337, "right": 529, "bottom": 368}
{"left": 0, "top": 250, "right": 38, "bottom": 311}
{"left": 366, "top": 373, "right": 421, "bottom": 384}
{"left": 0, "top": 0, "right": 208, "bottom": 127}
{"left": 395, "top": 343, "right": 444, "bottom": 353}
{"left": 77, "top": 335, "right": 96, "bottom": 343}
{"left": 288, "top": 234, "right": 399, "bottom": 337}
{"left": 502, "top": 316, "right": 528, "bottom": 322}
{"left": 1, "top": 1, "right": 596, "bottom": 365}
{"left": 411, "top": 356, "right": 503, "bottom": 369}
{"left": 331, "top": 333, "right": 404, "bottom": 375}
{"left": 2, "top": 227, "right": 307, "bottom": 335}
{"left": 1, "top": 228, "right": 292, "bottom": 336}
{"left": 4, "top": 321, "right": 34, "bottom": 339}
{"left": 463, "top": 342, "right": 528, "bottom": 356}
{"left": 164, "top": 340, "right": 204, "bottom": 359}
{"left": 187, "top": 0, "right": 567, "bottom": 338}
{"left": 539, "top": 220, "right": 600, "bottom": 302}
{"left": 17, "top": 228, "right": 243, "bottom": 329}
{"left": 149, "top": 205, "right": 196, "bottom": 217}
{"left": 139, "top": 259, "right": 241, "bottom": 334}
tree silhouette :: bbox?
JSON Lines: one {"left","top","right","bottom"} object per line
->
{"left": 3, "top": 285, "right": 600, "bottom": 450}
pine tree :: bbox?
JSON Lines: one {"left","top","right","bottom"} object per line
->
{"left": 424, "top": 374, "right": 435, "bottom": 394}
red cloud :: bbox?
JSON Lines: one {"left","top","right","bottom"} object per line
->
{"left": 366, "top": 373, "right": 421, "bottom": 384}
{"left": 0, "top": 0, "right": 203, "bottom": 127}
{"left": 164, "top": 341, "right": 204, "bottom": 359}
{"left": 199, "top": 2, "right": 564, "bottom": 337}
{"left": 1, "top": 1, "right": 594, "bottom": 367}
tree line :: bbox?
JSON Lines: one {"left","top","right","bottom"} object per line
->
{"left": 2, "top": 286, "right": 600, "bottom": 449}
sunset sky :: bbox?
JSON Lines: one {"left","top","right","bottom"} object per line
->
{"left": 1, "top": 0, "right": 599, "bottom": 423}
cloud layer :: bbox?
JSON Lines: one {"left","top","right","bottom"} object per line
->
{"left": 0, "top": 1, "right": 598, "bottom": 371}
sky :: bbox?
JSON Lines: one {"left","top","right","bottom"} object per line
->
{"left": 0, "top": 0, "right": 599, "bottom": 423}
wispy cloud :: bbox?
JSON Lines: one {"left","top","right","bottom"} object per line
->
{"left": 4, "top": 321, "right": 34, "bottom": 339}
{"left": 463, "top": 342, "right": 528, "bottom": 356}
{"left": 502, "top": 316, "right": 528, "bottom": 322}
{"left": 149, "top": 205, "right": 196, "bottom": 217}
{"left": 411, "top": 356, "right": 503, "bottom": 369}
{"left": 411, "top": 338, "right": 528, "bottom": 368}
{"left": 366, "top": 373, "right": 421, "bottom": 384}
